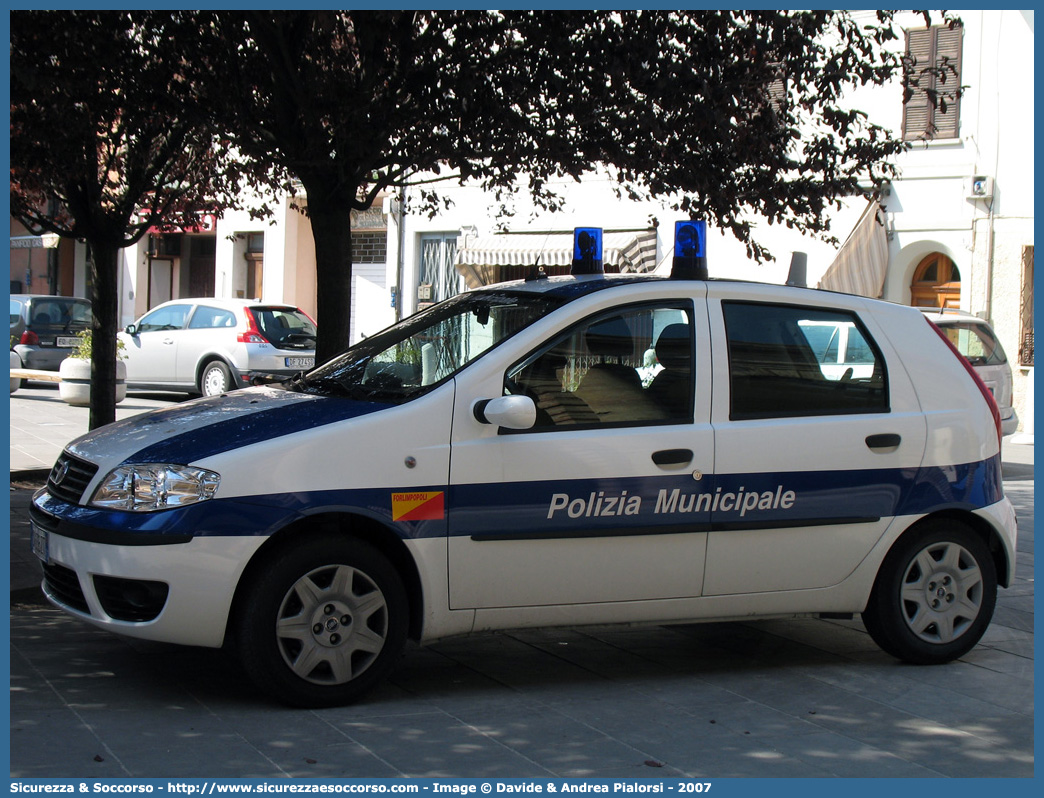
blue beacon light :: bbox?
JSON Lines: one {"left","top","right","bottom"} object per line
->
{"left": 671, "top": 220, "right": 708, "bottom": 280}
{"left": 570, "top": 227, "right": 604, "bottom": 276}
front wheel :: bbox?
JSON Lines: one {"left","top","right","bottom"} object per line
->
{"left": 235, "top": 535, "right": 408, "bottom": 707}
{"left": 862, "top": 520, "right": 997, "bottom": 664}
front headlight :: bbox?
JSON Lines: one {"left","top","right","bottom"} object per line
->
{"left": 90, "top": 464, "right": 221, "bottom": 512}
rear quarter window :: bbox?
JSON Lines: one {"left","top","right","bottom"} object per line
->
{"left": 724, "top": 301, "right": 889, "bottom": 420}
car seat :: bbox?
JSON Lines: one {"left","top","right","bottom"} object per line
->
{"left": 575, "top": 317, "right": 655, "bottom": 422}
{"left": 647, "top": 323, "right": 692, "bottom": 418}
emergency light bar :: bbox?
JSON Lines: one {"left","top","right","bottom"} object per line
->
{"left": 671, "top": 220, "right": 708, "bottom": 280}
{"left": 571, "top": 227, "right": 604, "bottom": 275}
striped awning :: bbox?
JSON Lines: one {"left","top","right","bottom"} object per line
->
{"left": 455, "top": 229, "right": 658, "bottom": 288}
{"left": 817, "top": 201, "right": 889, "bottom": 298}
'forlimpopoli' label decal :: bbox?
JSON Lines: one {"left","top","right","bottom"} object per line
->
{"left": 392, "top": 491, "right": 445, "bottom": 521}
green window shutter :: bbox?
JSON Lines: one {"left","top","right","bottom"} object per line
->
{"left": 932, "top": 25, "right": 963, "bottom": 139}
{"left": 902, "top": 26, "right": 963, "bottom": 141}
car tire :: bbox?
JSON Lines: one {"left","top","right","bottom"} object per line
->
{"left": 200, "top": 360, "right": 233, "bottom": 396}
{"left": 862, "top": 519, "right": 997, "bottom": 664}
{"left": 234, "top": 535, "right": 408, "bottom": 708}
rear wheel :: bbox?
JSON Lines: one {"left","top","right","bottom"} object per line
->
{"left": 200, "top": 360, "right": 232, "bottom": 396}
{"left": 235, "top": 535, "right": 408, "bottom": 707}
{"left": 862, "top": 519, "right": 997, "bottom": 664}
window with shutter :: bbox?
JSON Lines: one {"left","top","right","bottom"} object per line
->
{"left": 902, "top": 25, "right": 963, "bottom": 141}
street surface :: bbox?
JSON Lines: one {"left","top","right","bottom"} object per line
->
{"left": 7, "top": 385, "right": 1035, "bottom": 778}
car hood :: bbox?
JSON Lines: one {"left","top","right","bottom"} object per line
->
{"left": 66, "top": 385, "right": 392, "bottom": 470}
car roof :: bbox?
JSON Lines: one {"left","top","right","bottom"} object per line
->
{"left": 149, "top": 297, "right": 299, "bottom": 311}
{"left": 10, "top": 294, "right": 91, "bottom": 303}
{"left": 919, "top": 307, "right": 990, "bottom": 325}
{"left": 473, "top": 272, "right": 891, "bottom": 308}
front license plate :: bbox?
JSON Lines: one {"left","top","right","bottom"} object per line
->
{"left": 56, "top": 336, "right": 80, "bottom": 348}
{"left": 30, "top": 521, "right": 49, "bottom": 563}
{"left": 285, "top": 357, "right": 314, "bottom": 369}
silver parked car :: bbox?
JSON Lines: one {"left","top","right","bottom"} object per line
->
{"left": 119, "top": 298, "right": 316, "bottom": 396}
{"left": 922, "top": 308, "right": 1019, "bottom": 435}
{"left": 10, "top": 294, "right": 93, "bottom": 371}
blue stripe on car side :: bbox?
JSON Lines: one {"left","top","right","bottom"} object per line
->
{"left": 35, "top": 457, "right": 1003, "bottom": 545}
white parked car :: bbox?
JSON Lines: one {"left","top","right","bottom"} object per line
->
{"left": 118, "top": 298, "right": 316, "bottom": 396}
{"left": 921, "top": 308, "right": 1019, "bottom": 436}
{"left": 31, "top": 226, "right": 1016, "bottom": 707}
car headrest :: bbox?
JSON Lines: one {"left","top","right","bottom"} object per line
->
{"left": 584, "top": 317, "right": 633, "bottom": 358}
{"left": 655, "top": 323, "right": 691, "bottom": 370}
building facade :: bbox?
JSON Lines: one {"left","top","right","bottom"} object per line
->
{"left": 11, "top": 10, "right": 1033, "bottom": 432}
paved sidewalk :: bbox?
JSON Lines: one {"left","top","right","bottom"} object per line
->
{"left": 7, "top": 384, "right": 1034, "bottom": 778}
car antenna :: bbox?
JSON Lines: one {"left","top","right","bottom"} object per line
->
{"left": 525, "top": 256, "right": 548, "bottom": 281}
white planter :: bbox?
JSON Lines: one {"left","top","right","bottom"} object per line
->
{"left": 58, "top": 358, "right": 127, "bottom": 406}
{"left": 10, "top": 350, "right": 21, "bottom": 393}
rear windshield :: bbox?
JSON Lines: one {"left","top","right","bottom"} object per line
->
{"left": 252, "top": 307, "right": 316, "bottom": 349}
{"left": 26, "top": 298, "right": 92, "bottom": 328}
{"left": 938, "top": 321, "right": 1008, "bottom": 366}
{"left": 292, "top": 290, "right": 564, "bottom": 403}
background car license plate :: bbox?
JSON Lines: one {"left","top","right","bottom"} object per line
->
{"left": 285, "top": 357, "right": 314, "bottom": 368}
{"left": 56, "top": 336, "right": 80, "bottom": 347}
{"left": 30, "top": 522, "right": 48, "bottom": 563}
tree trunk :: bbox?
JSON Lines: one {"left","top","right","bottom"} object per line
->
{"left": 307, "top": 198, "right": 355, "bottom": 367}
{"left": 87, "top": 239, "right": 120, "bottom": 430}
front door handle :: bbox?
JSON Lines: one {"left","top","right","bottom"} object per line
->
{"left": 866, "top": 433, "right": 901, "bottom": 451}
{"left": 652, "top": 448, "right": 694, "bottom": 467}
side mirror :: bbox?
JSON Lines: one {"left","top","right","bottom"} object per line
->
{"left": 473, "top": 395, "right": 536, "bottom": 430}
{"left": 124, "top": 323, "right": 138, "bottom": 336}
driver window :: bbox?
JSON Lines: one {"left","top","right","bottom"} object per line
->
{"left": 508, "top": 304, "right": 694, "bottom": 429}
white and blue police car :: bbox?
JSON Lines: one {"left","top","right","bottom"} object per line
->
{"left": 31, "top": 223, "right": 1017, "bottom": 707}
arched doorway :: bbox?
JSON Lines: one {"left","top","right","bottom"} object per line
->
{"left": 910, "top": 252, "right": 961, "bottom": 308}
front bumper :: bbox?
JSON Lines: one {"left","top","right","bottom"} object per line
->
{"left": 31, "top": 490, "right": 267, "bottom": 648}
{"left": 37, "top": 526, "right": 265, "bottom": 648}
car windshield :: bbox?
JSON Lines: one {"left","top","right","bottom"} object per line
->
{"left": 289, "top": 290, "right": 563, "bottom": 403}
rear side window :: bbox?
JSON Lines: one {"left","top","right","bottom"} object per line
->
{"left": 188, "top": 306, "right": 237, "bottom": 329}
{"left": 11, "top": 299, "right": 24, "bottom": 325}
{"left": 724, "top": 302, "right": 888, "bottom": 420}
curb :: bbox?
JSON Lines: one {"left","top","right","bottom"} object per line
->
{"left": 11, "top": 468, "right": 50, "bottom": 484}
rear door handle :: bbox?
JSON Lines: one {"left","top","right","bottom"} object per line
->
{"left": 865, "top": 433, "right": 901, "bottom": 451}
{"left": 652, "top": 448, "right": 694, "bottom": 467}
